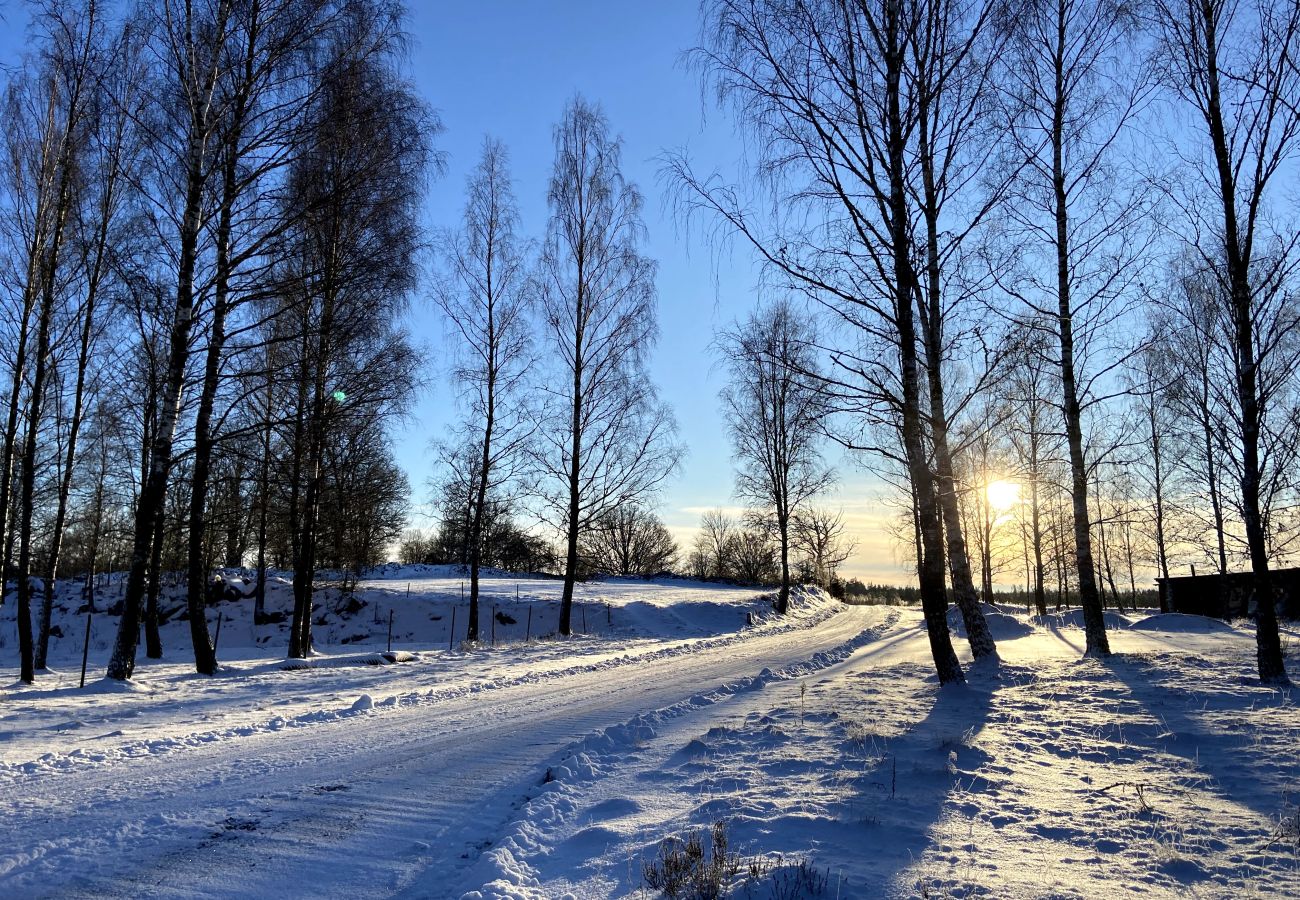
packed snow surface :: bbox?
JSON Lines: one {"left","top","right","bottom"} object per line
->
{"left": 1, "top": 571, "right": 1296, "bottom": 898}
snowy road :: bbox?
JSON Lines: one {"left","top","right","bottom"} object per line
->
{"left": 4, "top": 603, "right": 891, "bottom": 898}
{"left": 499, "top": 614, "right": 1300, "bottom": 898}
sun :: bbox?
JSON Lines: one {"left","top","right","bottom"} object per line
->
{"left": 986, "top": 479, "right": 1020, "bottom": 513}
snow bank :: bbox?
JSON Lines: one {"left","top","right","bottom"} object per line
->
{"left": 457, "top": 610, "right": 902, "bottom": 899}
{"left": 0, "top": 585, "right": 843, "bottom": 782}
{"left": 1126, "top": 612, "right": 1236, "bottom": 633}
{"left": 947, "top": 603, "right": 1034, "bottom": 639}
{"left": 1036, "top": 608, "right": 1132, "bottom": 630}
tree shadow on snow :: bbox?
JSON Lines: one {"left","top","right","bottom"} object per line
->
{"left": 1104, "top": 652, "right": 1295, "bottom": 820}
{"left": 839, "top": 658, "right": 1007, "bottom": 893}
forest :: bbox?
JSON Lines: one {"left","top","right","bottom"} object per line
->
{"left": 1, "top": 0, "right": 1297, "bottom": 696}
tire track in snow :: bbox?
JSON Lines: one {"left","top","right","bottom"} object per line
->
{"left": 2, "top": 603, "right": 895, "bottom": 899}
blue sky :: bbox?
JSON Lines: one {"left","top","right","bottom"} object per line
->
{"left": 397, "top": 3, "right": 908, "bottom": 583}
{"left": 0, "top": 0, "right": 911, "bottom": 583}
{"left": 399, "top": 1, "right": 750, "bottom": 529}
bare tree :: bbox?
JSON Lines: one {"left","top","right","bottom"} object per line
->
{"left": 671, "top": 0, "right": 968, "bottom": 681}
{"left": 433, "top": 137, "right": 534, "bottom": 643}
{"left": 791, "top": 506, "right": 856, "bottom": 588}
{"left": 1162, "top": 265, "right": 1234, "bottom": 575}
{"left": 719, "top": 299, "right": 833, "bottom": 613}
{"left": 537, "top": 96, "right": 681, "bottom": 637}
{"left": 0, "top": 35, "right": 53, "bottom": 625}
{"left": 728, "top": 526, "right": 778, "bottom": 585}
{"left": 6, "top": 1, "right": 104, "bottom": 682}
{"left": 1003, "top": 326, "right": 1063, "bottom": 616}
{"left": 106, "top": 0, "right": 238, "bottom": 680}
{"left": 997, "top": 0, "right": 1155, "bottom": 656}
{"left": 579, "top": 504, "right": 678, "bottom": 577}
{"left": 181, "top": 0, "right": 333, "bottom": 675}
{"left": 693, "top": 507, "right": 738, "bottom": 579}
{"left": 1152, "top": 0, "right": 1300, "bottom": 684}
{"left": 276, "top": 2, "right": 430, "bottom": 658}
{"left": 36, "top": 7, "right": 137, "bottom": 670}
{"left": 910, "top": 0, "right": 1008, "bottom": 660}
{"left": 1128, "top": 336, "right": 1178, "bottom": 610}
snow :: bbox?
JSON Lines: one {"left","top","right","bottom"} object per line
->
{"left": 948, "top": 602, "right": 1034, "bottom": 639}
{"left": 1035, "top": 607, "right": 1134, "bottom": 630}
{"left": 1, "top": 575, "right": 1295, "bottom": 898}
{"left": 476, "top": 613, "right": 1300, "bottom": 899}
{"left": 1127, "top": 612, "right": 1238, "bottom": 633}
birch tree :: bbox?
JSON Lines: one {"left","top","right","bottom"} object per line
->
{"left": 671, "top": 0, "right": 973, "bottom": 681}
{"left": 433, "top": 138, "right": 534, "bottom": 643}
{"left": 7, "top": 1, "right": 103, "bottom": 683}
{"left": 276, "top": 1, "right": 429, "bottom": 658}
{"left": 997, "top": 0, "right": 1154, "bottom": 656}
{"left": 537, "top": 96, "right": 681, "bottom": 637}
{"left": 107, "top": 0, "right": 237, "bottom": 681}
{"left": 1152, "top": 0, "right": 1300, "bottom": 684}
{"left": 719, "top": 299, "right": 834, "bottom": 613}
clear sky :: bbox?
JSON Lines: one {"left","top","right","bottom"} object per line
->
{"left": 0, "top": 0, "right": 913, "bottom": 584}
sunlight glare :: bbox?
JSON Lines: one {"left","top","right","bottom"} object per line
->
{"left": 986, "top": 478, "right": 1020, "bottom": 512}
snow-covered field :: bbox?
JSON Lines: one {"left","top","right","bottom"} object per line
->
{"left": 1, "top": 571, "right": 1297, "bottom": 899}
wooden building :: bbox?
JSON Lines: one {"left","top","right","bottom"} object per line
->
{"left": 1157, "top": 568, "right": 1300, "bottom": 620}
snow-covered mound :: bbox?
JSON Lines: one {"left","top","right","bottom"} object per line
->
{"left": 359, "top": 562, "right": 543, "bottom": 582}
{"left": 1036, "top": 608, "right": 1132, "bottom": 630}
{"left": 947, "top": 603, "right": 1034, "bottom": 639}
{"left": 1126, "top": 612, "right": 1236, "bottom": 633}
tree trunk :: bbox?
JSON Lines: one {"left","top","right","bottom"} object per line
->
{"left": 467, "top": 372, "right": 495, "bottom": 643}
{"left": 16, "top": 272, "right": 58, "bottom": 683}
{"left": 1195, "top": 5, "right": 1288, "bottom": 683}
{"left": 1051, "top": 21, "right": 1111, "bottom": 654}
{"left": 1094, "top": 475, "right": 1120, "bottom": 610}
{"left": 1150, "top": 403, "right": 1170, "bottom": 611}
{"left": 85, "top": 444, "right": 107, "bottom": 613}
{"left": 38, "top": 185, "right": 110, "bottom": 669}
{"left": 290, "top": 279, "right": 335, "bottom": 659}
{"left": 144, "top": 507, "right": 165, "bottom": 658}
{"left": 183, "top": 152, "right": 240, "bottom": 676}
{"left": 255, "top": 361, "right": 273, "bottom": 620}
{"left": 1202, "top": 408, "right": 1228, "bottom": 575}
{"left": 917, "top": 97, "right": 996, "bottom": 660}
{"left": 106, "top": 134, "right": 205, "bottom": 680}
{"left": 777, "top": 511, "right": 790, "bottom": 614}
{"left": 884, "top": 6, "right": 961, "bottom": 684}
{"left": 1030, "top": 468, "right": 1047, "bottom": 617}
{"left": 0, "top": 255, "right": 40, "bottom": 611}
{"left": 559, "top": 368, "right": 582, "bottom": 637}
